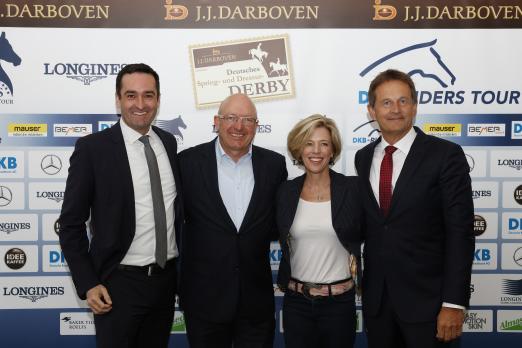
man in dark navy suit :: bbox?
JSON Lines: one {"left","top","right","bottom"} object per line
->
{"left": 179, "top": 93, "right": 287, "bottom": 348}
{"left": 355, "top": 69, "right": 475, "bottom": 348}
{"left": 60, "top": 63, "right": 182, "bottom": 348}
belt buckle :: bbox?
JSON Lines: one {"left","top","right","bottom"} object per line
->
{"left": 302, "top": 282, "right": 322, "bottom": 299}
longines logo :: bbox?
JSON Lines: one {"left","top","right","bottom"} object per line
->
{"left": 44, "top": 63, "right": 125, "bottom": 86}
{"left": 2, "top": 286, "right": 64, "bottom": 302}
{"left": 0, "top": 186, "right": 13, "bottom": 207}
{"left": 497, "top": 159, "right": 522, "bottom": 171}
{"left": 0, "top": 222, "right": 30, "bottom": 234}
{"left": 472, "top": 190, "right": 492, "bottom": 199}
{"left": 40, "top": 154, "right": 63, "bottom": 175}
{"left": 0, "top": 32, "right": 21, "bottom": 105}
{"left": 36, "top": 191, "right": 64, "bottom": 203}
{"left": 156, "top": 116, "right": 187, "bottom": 144}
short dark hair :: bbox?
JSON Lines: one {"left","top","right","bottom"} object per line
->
{"left": 116, "top": 63, "right": 160, "bottom": 98}
{"left": 368, "top": 69, "right": 417, "bottom": 107}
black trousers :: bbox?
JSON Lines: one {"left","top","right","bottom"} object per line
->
{"left": 93, "top": 262, "right": 177, "bottom": 348}
{"left": 184, "top": 310, "right": 275, "bottom": 348}
{"left": 364, "top": 287, "right": 459, "bottom": 348}
{"left": 282, "top": 289, "right": 356, "bottom": 348}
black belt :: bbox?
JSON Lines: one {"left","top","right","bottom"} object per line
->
{"left": 117, "top": 258, "right": 176, "bottom": 276}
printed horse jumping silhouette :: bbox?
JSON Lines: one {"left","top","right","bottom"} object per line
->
{"left": 268, "top": 58, "right": 288, "bottom": 76}
{"left": 156, "top": 115, "right": 187, "bottom": 141}
{"left": 360, "top": 39, "right": 456, "bottom": 88}
{"left": 0, "top": 32, "right": 22, "bottom": 96}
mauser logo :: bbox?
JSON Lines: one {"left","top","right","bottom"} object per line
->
{"left": 156, "top": 116, "right": 187, "bottom": 144}
{"left": 43, "top": 63, "right": 125, "bottom": 85}
{"left": 423, "top": 124, "right": 461, "bottom": 137}
{"left": 98, "top": 120, "right": 117, "bottom": 131}
{"left": 0, "top": 32, "right": 22, "bottom": 104}
{"left": 8, "top": 123, "right": 47, "bottom": 137}
{"left": 53, "top": 124, "right": 92, "bottom": 137}
{"left": 36, "top": 191, "right": 64, "bottom": 203}
{"left": 467, "top": 124, "right": 506, "bottom": 137}
{"left": 164, "top": 0, "right": 189, "bottom": 20}
{"left": 512, "top": 121, "right": 522, "bottom": 139}
{"left": 358, "top": 39, "right": 520, "bottom": 106}
{"left": 0, "top": 156, "right": 17, "bottom": 173}
{"left": 4, "top": 247, "right": 26, "bottom": 270}
{"left": 2, "top": 286, "right": 65, "bottom": 302}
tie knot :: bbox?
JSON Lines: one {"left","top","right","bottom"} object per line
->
{"left": 139, "top": 135, "right": 150, "bottom": 146}
{"left": 385, "top": 145, "right": 397, "bottom": 156}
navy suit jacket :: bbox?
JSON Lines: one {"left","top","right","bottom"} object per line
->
{"left": 354, "top": 126, "right": 475, "bottom": 322}
{"left": 178, "top": 139, "right": 287, "bottom": 322}
{"left": 59, "top": 122, "right": 183, "bottom": 300}
{"left": 276, "top": 170, "right": 362, "bottom": 290}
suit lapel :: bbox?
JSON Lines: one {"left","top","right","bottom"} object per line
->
{"left": 361, "top": 139, "right": 381, "bottom": 213}
{"left": 202, "top": 139, "right": 236, "bottom": 230}
{"left": 109, "top": 122, "right": 135, "bottom": 218}
{"left": 239, "top": 146, "right": 266, "bottom": 233}
{"left": 388, "top": 127, "right": 427, "bottom": 216}
{"left": 330, "top": 170, "right": 345, "bottom": 223}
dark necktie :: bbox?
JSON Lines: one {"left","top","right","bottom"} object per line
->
{"left": 379, "top": 145, "right": 397, "bottom": 217}
{"left": 139, "top": 135, "right": 167, "bottom": 268}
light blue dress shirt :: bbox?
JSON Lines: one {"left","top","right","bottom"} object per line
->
{"left": 215, "top": 139, "right": 255, "bottom": 231}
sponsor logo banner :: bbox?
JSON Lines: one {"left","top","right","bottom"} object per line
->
{"left": 473, "top": 213, "right": 498, "bottom": 240}
{"left": 28, "top": 150, "right": 72, "bottom": 178}
{"left": 60, "top": 312, "right": 95, "bottom": 335}
{"left": 467, "top": 123, "right": 506, "bottom": 137}
{"left": 0, "top": 245, "right": 38, "bottom": 272}
{"left": 98, "top": 120, "right": 117, "bottom": 131}
{"left": 463, "top": 310, "right": 493, "bottom": 332}
{"left": 513, "top": 121, "right": 522, "bottom": 139}
{"left": 473, "top": 243, "right": 497, "bottom": 270}
{"left": 44, "top": 62, "right": 124, "bottom": 86}
{"left": 42, "top": 244, "right": 69, "bottom": 272}
{"left": 490, "top": 150, "right": 522, "bottom": 177}
{"left": 502, "top": 182, "right": 522, "bottom": 208}
{"left": 0, "top": 183, "right": 24, "bottom": 210}
{"left": 53, "top": 123, "right": 92, "bottom": 137}
{"left": 8, "top": 123, "right": 47, "bottom": 137}
{"left": 0, "top": 214, "right": 38, "bottom": 241}
{"left": 422, "top": 123, "right": 461, "bottom": 137}
{"left": 190, "top": 35, "right": 294, "bottom": 108}
{"left": 501, "top": 244, "right": 522, "bottom": 270}
{"left": 270, "top": 241, "right": 281, "bottom": 270}
{"left": 0, "top": 151, "right": 24, "bottom": 178}
{"left": 463, "top": 149, "right": 487, "bottom": 178}
{"left": 503, "top": 213, "right": 522, "bottom": 239}
{"left": 42, "top": 213, "right": 61, "bottom": 241}
{"left": 470, "top": 274, "right": 522, "bottom": 306}
{"left": 472, "top": 181, "right": 498, "bottom": 209}
{"left": 0, "top": 276, "right": 87, "bottom": 309}
{"left": 497, "top": 310, "right": 522, "bottom": 333}
{"left": 171, "top": 310, "right": 186, "bottom": 334}
{"left": 28, "top": 182, "right": 66, "bottom": 210}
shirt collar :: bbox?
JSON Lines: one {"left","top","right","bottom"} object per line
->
{"left": 377, "top": 127, "right": 417, "bottom": 155}
{"left": 215, "top": 138, "right": 253, "bottom": 163}
{"left": 120, "top": 117, "right": 154, "bottom": 145}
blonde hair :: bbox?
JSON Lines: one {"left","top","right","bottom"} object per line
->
{"left": 287, "top": 114, "right": 342, "bottom": 164}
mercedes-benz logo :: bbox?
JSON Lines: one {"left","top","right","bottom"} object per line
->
{"left": 514, "top": 247, "right": 522, "bottom": 267}
{"left": 465, "top": 153, "right": 475, "bottom": 172}
{"left": 0, "top": 186, "right": 13, "bottom": 207}
{"left": 41, "top": 154, "right": 62, "bottom": 175}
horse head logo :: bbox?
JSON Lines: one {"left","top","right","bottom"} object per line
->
{"left": 0, "top": 32, "right": 22, "bottom": 96}
{"left": 360, "top": 39, "right": 456, "bottom": 88}
{"left": 156, "top": 115, "right": 187, "bottom": 142}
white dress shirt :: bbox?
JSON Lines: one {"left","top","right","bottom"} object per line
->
{"left": 368, "top": 127, "right": 463, "bottom": 310}
{"left": 119, "top": 118, "right": 178, "bottom": 266}
{"left": 215, "top": 140, "right": 254, "bottom": 231}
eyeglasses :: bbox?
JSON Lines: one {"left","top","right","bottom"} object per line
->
{"left": 218, "top": 114, "right": 258, "bottom": 126}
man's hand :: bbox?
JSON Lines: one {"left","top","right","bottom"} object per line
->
{"left": 86, "top": 284, "right": 112, "bottom": 315}
{"left": 436, "top": 307, "right": 465, "bottom": 342}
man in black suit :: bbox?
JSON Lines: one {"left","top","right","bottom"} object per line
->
{"left": 59, "top": 63, "right": 182, "bottom": 347}
{"left": 355, "top": 69, "right": 475, "bottom": 348}
{"left": 178, "top": 93, "right": 287, "bottom": 348}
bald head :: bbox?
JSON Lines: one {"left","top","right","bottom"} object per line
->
{"left": 218, "top": 93, "right": 257, "bottom": 118}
